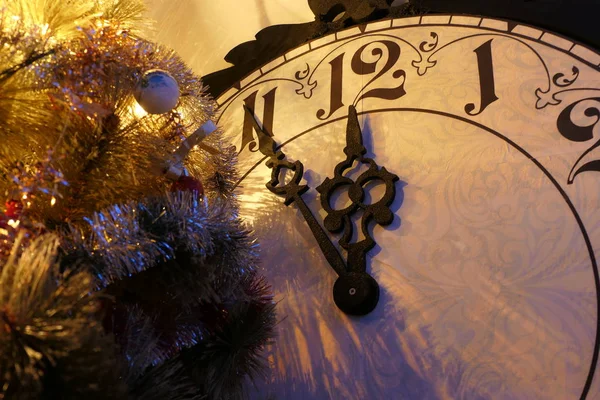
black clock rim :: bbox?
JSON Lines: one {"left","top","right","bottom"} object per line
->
{"left": 233, "top": 107, "right": 600, "bottom": 400}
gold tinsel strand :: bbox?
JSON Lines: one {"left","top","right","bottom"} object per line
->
{"left": 0, "top": 0, "right": 227, "bottom": 227}
{"left": 0, "top": 2, "right": 276, "bottom": 398}
{"left": 2, "top": 0, "right": 148, "bottom": 41}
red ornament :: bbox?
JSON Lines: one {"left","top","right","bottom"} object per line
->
{"left": 4, "top": 200, "right": 23, "bottom": 220}
{"left": 170, "top": 175, "right": 204, "bottom": 197}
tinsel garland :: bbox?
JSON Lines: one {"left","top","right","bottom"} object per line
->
{"left": 0, "top": 0, "right": 277, "bottom": 399}
{"left": 1, "top": 181, "right": 277, "bottom": 400}
{"left": 125, "top": 273, "right": 276, "bottom": 400}
{"left": 62, "top": 192, "right": 256, "bottom": 294}
{"left": 61, "top": 192, "right": 275, "bottom": 399}
{"left": 0, "top": 0, "right": 230, "bottom": 226}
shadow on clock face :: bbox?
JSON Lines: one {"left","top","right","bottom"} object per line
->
{"left": 239, "top": 112, "right": 596, "bottom": 399}
{"left": 245, "top": 198, "right": 492, "bottom": 400}
{"left": 246, "top": 197, "right": 445, "bottom": 400}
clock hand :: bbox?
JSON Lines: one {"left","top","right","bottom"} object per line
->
{"left": 243, "top": 105, "right": 385, "bottom": 315}
{"left": 338, "top": 105, "right": 372, "bottom": 274}
{"left": 243, "top": 105, "right": 347, "bottom": 277}
{"left": 344, "top": 105, "right": 394, "bottom": 274}
{"left": 313, "top": 106, "right": 399, "bottom": 315}
{"left": 343, "top": 105, "right": 367, "bottom": 158}
{"left": 242, "top": 105, "right": 277, "bottom": 158}
{"left": 317, "top": 105, "right": 399, "bottom": 271}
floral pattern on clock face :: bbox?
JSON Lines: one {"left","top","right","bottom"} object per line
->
{"left": 239, "top": 113, "right": 594, "bottom": 399}
{"left": 216, "top": 15, "right": 600, "bottom": 400}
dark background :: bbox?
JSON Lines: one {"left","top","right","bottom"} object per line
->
{"left": 421, "top": 0, "right": 598, "bottom": 48}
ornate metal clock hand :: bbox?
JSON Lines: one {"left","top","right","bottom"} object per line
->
{"left": 243, "top": 105, "right": 347, "bottom": 278}
{"left": 316, "top": 105, "right": 399, "bottom": 315}
{"left": 243, "top": 105, "right": 398, "bottom": 315}
{"left": 317, "top": 106, "right": 398, "bottom": 272}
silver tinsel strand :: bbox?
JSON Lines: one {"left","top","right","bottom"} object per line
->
{"left": 60, "top": 191, "right": 266, "bottom": 378}
{"left": 62, "top": 191, "right": 259, "bottom": 294}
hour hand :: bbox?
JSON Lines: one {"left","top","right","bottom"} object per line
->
{"left": 242, "top": 105, "right": 278, "bottom": 159}
{"left": 243, "top": 105, "right": 307, "bottom": 205}
{"left": 243, "top": 106, "right": 347, "bottom": 277}
{"left": 315, "top": 105, "right": 400, "bottom": 314}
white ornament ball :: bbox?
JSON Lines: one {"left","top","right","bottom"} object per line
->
{"left": 134, "top": 69, "right": 180, "bottom": 114}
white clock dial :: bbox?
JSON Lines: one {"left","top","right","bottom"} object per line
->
{"left": 216, "top": 15, "right": 600, "bottom": 399}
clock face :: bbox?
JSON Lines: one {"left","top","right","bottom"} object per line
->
{"left": 216, "top": 15, "right": 600, "bottom": 399}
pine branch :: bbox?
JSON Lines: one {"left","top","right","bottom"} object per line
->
{"left": 0, "top": 233, "right": 125, "bottom": 399}
{"left": 181, "top": 273, "right": 277, "bottom": 400}
{"left": 0, "top": 49, "right": 54, "bottom": 85}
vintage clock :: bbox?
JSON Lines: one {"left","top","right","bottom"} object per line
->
{"left": 215, "top": 15, "right": 600, "bottom": 399}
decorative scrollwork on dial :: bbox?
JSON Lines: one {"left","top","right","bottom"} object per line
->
{"left": 536, "top": 66, "right": 581, "bottom": 109}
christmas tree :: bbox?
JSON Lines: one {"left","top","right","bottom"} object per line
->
{"left": 0, "top": 1, "right": 276, "bottom": 399}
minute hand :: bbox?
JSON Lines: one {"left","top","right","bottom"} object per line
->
{"left": 243, "top": 106, "right": 347, "bottom": 277}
